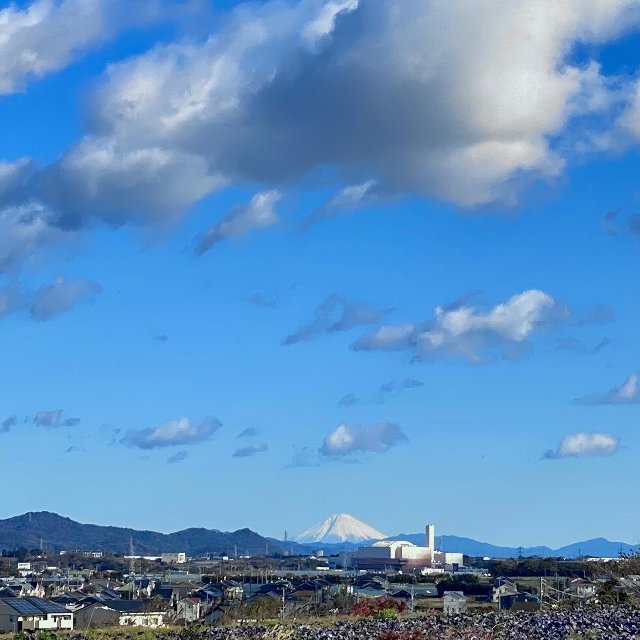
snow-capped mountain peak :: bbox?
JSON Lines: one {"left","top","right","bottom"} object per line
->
{"left": 295, "top": 513, "right": 386, "bottom": 544}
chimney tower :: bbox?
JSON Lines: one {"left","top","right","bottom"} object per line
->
{"left": 425, "top": 524, "right": 435, "bottom": 563}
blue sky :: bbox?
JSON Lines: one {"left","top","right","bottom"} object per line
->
{"left": 0, "top": 0, "right": 639, "bottom": 549}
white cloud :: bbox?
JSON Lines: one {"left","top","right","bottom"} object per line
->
{"left": 196, "top": 190, "right": 281, "bottom": 254}
{"left": 320, "top": 421, "right": 407, "bottom": 456}
{"left": 52, "top": 137, "right": 223, "bottom": 228}
{"left": 284, "top": 293, "right": 389, "bottom": 345}
{"left": 0, "top": 0, "right": 638, "bottom": 250}
{"left": 353, "top": 289, "right": 560, "bottom": 362}
{"left": 30, "top": 275, "right": 102, "bottom": 320}
{"left": 544, "top": 432, "right": 619, "bottom": 459}
{"left": 81, "top": 0, "right": 639, "bottom": 205}
{"left": 232, "top": 442, "right": 268, "bottom": 458}
{"left": 301, "top": 180, "right": 377, "bottom": 229}
{"left": 125, "top": 416, "right": 221, "bottom": 449}
{"left": 615, "top": 77, "right": 640, "bottom": 141}
{"left": 0, "top": 0, "right": 171, "bottom": 94}
{"left": 302, "top": 0, "right": 359, "bottom": 45}
{"left": 0, "top": 202, "right": 69, "bottom": 274}
{"left": 574, "top": 373, "right": 640, "bottom": 405}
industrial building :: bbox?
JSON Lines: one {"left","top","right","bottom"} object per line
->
{"left": 354, "top": 524, "right": 464, "bottom": 571}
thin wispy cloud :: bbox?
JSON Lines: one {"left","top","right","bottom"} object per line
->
{"left": 574, "top": 373, "right": 640, "bottom": 405}
{"left": 582, "top": 304, "right": 615, "bottom": 325}
{"left": 236, "top": 427, "right": 259, "bottom": 439}
{"left": 284, "top": 294, "right": 389, "bottom": 345}
{"left": 555, "top": 337, "right": 612, "bottom": 356}
{"left": 30, "top": 276, "right": 102, "bottom": 321}
{"left": 352, "top": 289, "right": 564, "bottom": 363}
{"left": 124, "top": 416, "right": 222, "bottom": 449}
{"left": 196, "top": 190, "right": 282, "bottom": 255}
{"left": 1, "top": 415, "right": 17, "bottom": 433}
{"left": 33, "top": 410, "right": 63, "bottom": 427}
{"left": 543, "top": 432, "right": 619, "bottom": 459}
{"left": 300, "top": 180, "right": 378, "bottom": 230}
{"left": 248, "top": 292, "right": 280, "bottom": 310}
{"left": 62, "top": 417, "right": 81, "bottom": 427}
{"left": 378, "top": 378, "right": 424, "bottom": 399}
{"left": 319, "top": 421, "right": 407, "bottom": 457}
{"left": 338, "top": 393, "right": 360, "bottom": 407}
{"left": 232, "top": 442, "right": 268, "bottom": 458}
{"left": 601, "top": 209, "right": 640, "bottom": 238}
{"left": 602, "top": 209, "right": 621, "bottom": 236}
{"left": 167, "top": 450, "right": 188, "bottom": 464}
{"left": 286, "top": 446, "right": 319, "bottom": 469}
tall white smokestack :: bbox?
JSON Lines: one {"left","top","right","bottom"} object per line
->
{"left": 425, "top": 524, "right": 435, "bottom": 563}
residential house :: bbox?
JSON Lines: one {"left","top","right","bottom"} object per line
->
{"left": 177, "top": 597, "right": 202, "bottom": 623}
{"left": 73, "top": 603, "right": 120, "bottom": 629}
{"left": 0, "top": 597, "right": 74, "bottom": 632}
{"left": 100, "top": 600, "right": 169, "bottom": 628}
{"left": 443, "top": 591, "right": 467, "bottom": 614}
{"left": 568, "top": 578, "right": 597, "bottom": 599}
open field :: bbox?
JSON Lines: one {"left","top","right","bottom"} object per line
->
{"left": 2, "top": 608, "right": 639, "bottom": 640}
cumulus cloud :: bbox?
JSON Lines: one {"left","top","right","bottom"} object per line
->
{"left": 232, "top": 442, "right": 268, "bottom": 458}
{"left": 301, "top": 180, "right": 378, "bottom": 230}
{"left": 574, "top": 373, "right": 640, "bottom": 405}
{"left": 544, "top": 432, "right": 619, "bottom": 459}
{"left": 195, "top": 190, "right": 282, "bottom": 255}
{"left": 319, "top": 421, "right": 407, "bottom": 456}
{"left": 167, "top": 450, "right": 188, "bottom": 464}
{"left": 0, "top": 199, "right": 70, "bottom": 274}
{"left": 236, "top": 427, "right": 259, "bottom": 439}
{"left": 154, "top": 334, "right": 170, "bottom": 342}
{"left": 0, "top": 0, "right": 177, "bottom": 94}
{"left": 1, "top": 0, "right": 638, "bottom": 247}
{"left": 124, "top": 416, "right": 221, "bottom": 449}
{"left": 1, "top": 415, "right": 17, "bottom": 433}
{"left": 33, "top": 410, "right": 63, "bottom": 427}
{"left": 353, "top": 289, "right": 562, "bottom": 362}
{"left": 284, "top": 293, "right": 389, "bottom": 345}
{"left": 29, "top": 275, "right": 102, "bottom": 320}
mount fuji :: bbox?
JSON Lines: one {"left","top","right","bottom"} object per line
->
{"left": 295, "top": 513, "right": 386, "bottom": 544}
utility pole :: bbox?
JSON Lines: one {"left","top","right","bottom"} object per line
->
{"left": 281, "top": 586, "right": 286, "bottom": 619}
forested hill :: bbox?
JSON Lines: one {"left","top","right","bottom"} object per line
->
{"left": 0, "top": 511, "right": 301, "bottom": 556}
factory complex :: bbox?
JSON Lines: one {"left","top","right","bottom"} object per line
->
{"left": 355, "top": 524, "right": 464, "bottom": 572}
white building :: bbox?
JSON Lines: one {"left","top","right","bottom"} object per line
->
{"left": 161, "top": 552, "right": 186, "bottom": 564}
{"left": 443, "top": 591, "right": 467, "bottom": 614}
{"left": 0, "top": 597, "right": 74, "bottom": 632}
{"left": 355, "top": 523, "right": 463, "bottom": 571}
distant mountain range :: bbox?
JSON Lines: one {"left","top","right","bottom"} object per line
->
{"left": 0, "top": 512, "right": 637, "bottom": 560}
{"left": 387, "top": 533, "right": 639, "bottom": 559}
{"left": 0, "top": 512, "right": 302, "bottom": 557}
